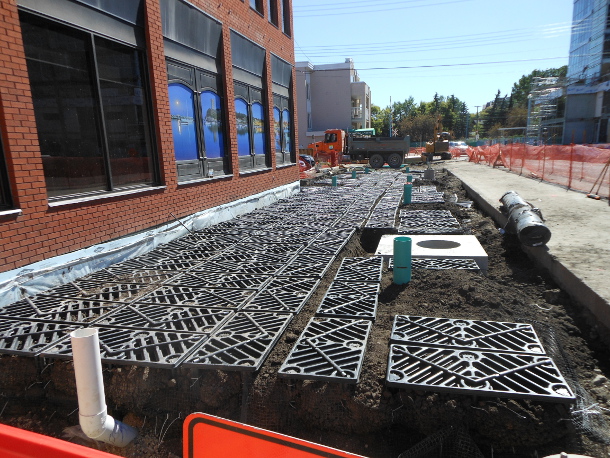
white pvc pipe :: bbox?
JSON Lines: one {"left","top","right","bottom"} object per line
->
{"left": 70, "top": 328, "right": 137, "bottom": 447}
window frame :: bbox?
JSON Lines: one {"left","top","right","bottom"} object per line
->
{"left": 271, "top": 54, "right": 294, "bottom": 166}
{"left": 281, "top": 0, "right": 291, "bottom": 36}
{"left": 250, "top": 0, "right": 264, "bottom": 14}
{"left": 0, "top": 134, "right": 12, "bottom": 210}
{"left": 267, "top": 0, "right": 279, "bottom": 26}
{"left": 19, "top": 9, "right": 159, "bottom": 201}
{"left": 233, "top": 81, "right": 270, "bottom": 171}
{"left": 167, "top": 59, "right": 229, "bottom": 182}
{"left": 231, "top": 31, "right": 270, "bottom": 173}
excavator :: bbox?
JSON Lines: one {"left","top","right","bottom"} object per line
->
{"left": 423, "top": 116, "right": 452, "bottom": 161}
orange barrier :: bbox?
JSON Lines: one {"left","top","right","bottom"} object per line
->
{"left": 0, "top": 422, "right": 117, "bottom": 458}
{"left": 467, "top": 143, "right": 610, "bottom": 199}
{"left": 184, "top": 413, "right": 364, "bottom": 458}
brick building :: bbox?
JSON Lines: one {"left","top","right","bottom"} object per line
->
{"left": 0, "top": 0, "right": 298, "bottom": 277}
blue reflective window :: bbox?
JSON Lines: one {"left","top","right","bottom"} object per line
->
{"left": 252, "top": 102, "right": 266, "bottom": 155}
{"left": 169, "top": 83, "right": 198, "bottom": 161}
{"left": 200, "top": 90, "right": 224, "bottom": 159}
{"left": 273, "top": 107, "right": 281, "bottom": 151}
{"left": 235, "top": 99, "right": 251, "bottom": 156}
{"left": 282, "top": 109, "right": 291, "bottom": 153}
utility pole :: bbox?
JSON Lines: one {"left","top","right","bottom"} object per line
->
{"left": 474, "top": 105, "right": 480, "bottom": 142}
{"left": 389, "top": 96, "right": 392, "bottom": 137}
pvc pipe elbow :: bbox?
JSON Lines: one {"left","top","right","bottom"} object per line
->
{"left": 79, "top": 408, "right": 137, "bottom": 447}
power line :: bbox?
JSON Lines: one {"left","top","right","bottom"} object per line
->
{"left": 295, "top": 56, "right": 569, "bottom": 73}
{"left": 293, "top": 0, "right": 430, "bottom": 10}
{"left": 295, "top": 22, "right": 575, "bottom": 51}
{"left": 293, "top": 0, "right": 472, "bottom": 17}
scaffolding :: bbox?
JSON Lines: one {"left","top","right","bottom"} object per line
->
{"left": 526, "top": 77, "right": 566, "bottom": 145}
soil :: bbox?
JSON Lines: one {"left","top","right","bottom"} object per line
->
{"left": 1, "top": 167, "right": 610, "bottom": 458}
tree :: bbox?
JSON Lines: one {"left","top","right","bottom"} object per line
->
{"left": 399, "top": 114, "right": 436, "bottom": 144}
{"left": 391, "top": 97, "right": 416, "bottom": 127}
{"left": 506, "top": 106, "right": 527, "bottom": 128}
{"left": 371, "top": 104, "right": 390, "bottom": 136}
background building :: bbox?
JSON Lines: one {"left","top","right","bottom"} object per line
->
{"left": 564, "top": 0, "right": 610, "bottom": 143}
{"left": 0, "top": 0, "right": 297, "bottom": 275}
{"left": 295, "top": 58, "right": 371, "bottom": 147}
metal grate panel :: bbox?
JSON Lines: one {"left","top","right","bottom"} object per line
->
{"left": 0, "top": 296, "right": 122, "bottom": 323}
{"left": 127, "top": 255, "right": 206, "bottom": 271}
{"left": 41, "top": 326, "right": 207, "bottom": 368}
{"left": 277, "top": 255, "right": 336, "bottom": 278}
{"left": 398, "top": 210, "right": 462, "bottom": 234}
{"left": 137, "top": 285, "right": 255, "bottom": 309}
{"left": 278, "top": 317, "right": 372, "bottom": 383}
{"left": 399, "top": 209, "right": 453, "bottom": 218}
{"left": 93, "top": 304, "right": 232, "bottom": 334}
{"left": 386, "top": 344, "right": 575, "bottom": 403}
{"left": 316, "top": 281, "right": 380, "bottom": 320}
{"left": 180, "top": 312, "right": 293, "bottom": 371}
{"left": 242, "top": 277, "right": 320, "bottom": 314}
{"left": 84, "top": 268, "right": 177, "bottom": 284}
{"left": 0, "top": 319, "right": 80, "bottom": 356}
{"left": 192, "top": 259, "right": 285, "bottom": 275}
{"left": 390, "top": 316, "right": 545, "bottom": 354}
{"left": 44, "top": 281, "right": 149, "bottom": 302}
{"left": 388, "top": 257, "right": 480, "bottom": 271}
{"left": 166, "top": 272, "right": 272, "bottom": 290}
{"left": 408, "top": 193, "right": 445, "bottom": 204}
{"left": 229, "top": 242, "right": 305, "bottom": 256}
{"left": 334, "top": 257, "right": 383, "bottom": 283}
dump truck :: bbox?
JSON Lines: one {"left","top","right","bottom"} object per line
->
{"left": 307, "top": 128, "right": 411, "bottom": 169}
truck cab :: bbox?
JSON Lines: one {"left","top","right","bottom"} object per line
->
{"left": 307, "top": 129, "right": 346, "bottom": 167}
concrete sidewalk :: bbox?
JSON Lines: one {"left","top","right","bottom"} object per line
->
{"left": 443, "top": 160, "right": 610, "bottom": 339}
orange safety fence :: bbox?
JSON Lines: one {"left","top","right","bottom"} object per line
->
{"left": 466, "top": 143, "right": 610, "bottom": 199}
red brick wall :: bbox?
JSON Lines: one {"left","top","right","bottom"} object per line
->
{"left": 0, "top": 0, "right": 299, "bottom": 273}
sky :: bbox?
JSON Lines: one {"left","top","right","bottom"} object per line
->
{"left": 292, "top": 0, "right": 575, "bottom": 112}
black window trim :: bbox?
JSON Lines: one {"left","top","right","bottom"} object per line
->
{"left": 167, "top": 58, "right": 229, "bottom": 176}
{"left": 0, "top": 134, "right": 13, "bottom": 210}
{"left": 234, "top": 81, "right": 271, "bottom": 171}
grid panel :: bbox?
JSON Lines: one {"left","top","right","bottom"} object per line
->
{"left": 278, "top": 318, "right": 372, "bottom": 383}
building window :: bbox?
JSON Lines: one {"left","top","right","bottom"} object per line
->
{"left": 271, "top": 54, "right": 294, "bottom": 165}
{"left": 273, "top": 107, "right": 282, "bottom": 152}
{"left": 268, "top": 0, "right": 278, "bottom": 26}
{"left": 282, "top": 109, "right": 292, "bottom": 154}
{"left": 161, "top": 0, "right": 227, "bottom": 180}
{"left": 0, "top": 137, "right": 12, "bottom": 210}
{"left": 235, "top": 98, "right": 251, "bottom": 157}
{"left": 167, "top": 66, "right": 227, "bottom": 181}
{"left": 234, "top": 83, "right": 268, "bottom": 170}
{"left": 232, "top": 31, "right": 269, "bottom": 171}
{"left": 250, "top": 0, "right": 263, "bottom": 14}
{"left": 281, "top": 0, "right": 291, "bottom": 36}
{"left": 169, "top": 83, "right": 198, "bottom": 161}
{"left": 252, "top": 102, "right": 267, "bottom": 155}
{"left": 20, "top": 12, "right": 156, "bottom": 199}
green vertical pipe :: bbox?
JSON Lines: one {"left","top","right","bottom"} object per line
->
{"left": 393, "top": 236, "right": 412, "bottom": 285}
{"left": 332, "top": 176, "right": 337, "bottom": 187}
{"left": 352, "top": 170, "right": 357, "bottom": 179}
{"left": 407, "top": 174, "right": 413, "bottom": 182}
{"left": 404, "top": 166, "right": 410, "bottom": 173}
{"left": 365, "top": 167, "right": 370, "bottom": 174}
{"left": 403, "top": 183, "right": 412, "bottom": 204}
